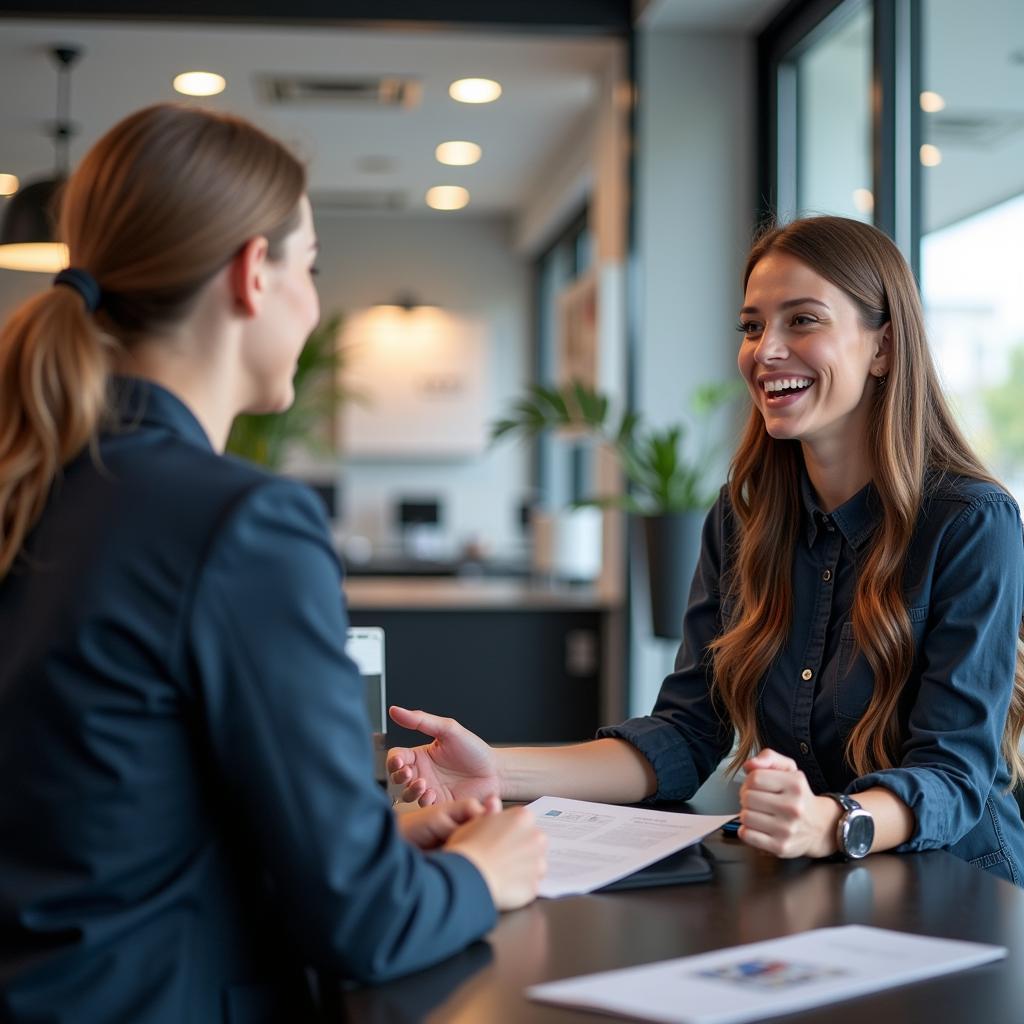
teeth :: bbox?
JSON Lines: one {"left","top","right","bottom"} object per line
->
{"left": 763, "top": 378, "right": 813, "bottom": 394}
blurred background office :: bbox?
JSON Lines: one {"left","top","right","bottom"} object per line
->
{"left": 1, "top": 0, "right": 1020, "bottom": 744}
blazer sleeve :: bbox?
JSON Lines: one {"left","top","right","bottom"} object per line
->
{"left": 597, "top": 490, "right": 735, "bottom": 800}
{"left": 184, "top": 478, "right": 495, "bottom": 983}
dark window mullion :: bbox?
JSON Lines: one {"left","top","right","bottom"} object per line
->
{"left": 872, "top": 0, "right": 922, "bottom": 279}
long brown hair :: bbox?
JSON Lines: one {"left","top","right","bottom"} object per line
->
{"left": 0, "top": 103, "right": 305, "bottom": 577}
{"left": 710, "top": 215, "right": 1024, "bottom": 786}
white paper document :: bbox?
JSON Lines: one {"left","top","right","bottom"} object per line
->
{"left": 528, "top": 924, "right": 1007, "bottom": 1024}
{"left": 525, "top": 796, "right": 735, "bottom": 898}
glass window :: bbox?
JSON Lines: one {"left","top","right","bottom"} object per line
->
{"left": 789, "top": 2, "right": 874, "bottom": 221}
{"left": 921, "top": 0, "right": 1024, "bottom": 500}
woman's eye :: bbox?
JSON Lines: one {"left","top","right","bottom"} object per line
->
{"left": 792, "top": 314, "right": 818, "bottom": 326}
{"left": 309, "top": 266, "right": 320, "bottom": 278}
{"left": 736, "top": 321, "right": 761, "bottom": 335}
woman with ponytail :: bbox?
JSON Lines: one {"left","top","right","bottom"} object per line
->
{"left": 388, "top": 215, "right": 1024, "bottom": 884}
{"left": 0, "top": 104, "right": 544, "bottom": 1023}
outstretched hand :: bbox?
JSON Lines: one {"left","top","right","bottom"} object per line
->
{"left": 387, "top": 706, "right": 502, "bottom": 806}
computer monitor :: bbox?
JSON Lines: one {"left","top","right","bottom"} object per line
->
{"left": 346, "top": 626, "right": 386, "bottom": 782}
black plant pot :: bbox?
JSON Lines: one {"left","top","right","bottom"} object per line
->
{"left": 642, "top": 511, "right": 704, "bottom": 640}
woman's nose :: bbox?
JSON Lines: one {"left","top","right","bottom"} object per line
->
{"left": 754, "top": 324, "right": 788, "bottom": 363}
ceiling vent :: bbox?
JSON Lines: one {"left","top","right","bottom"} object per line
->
{"left": 309, "top": 189, "right": 408, "bottom": 213}
{"left": 260, "top": 74, "right": 421, "bottom": 109}
{"left": 930, "top": 112, "right": 1024, "bottom": 148}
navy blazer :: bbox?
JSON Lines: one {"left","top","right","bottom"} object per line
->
{"left": 0, "top": 379, "right": 494, "bottom": 1023}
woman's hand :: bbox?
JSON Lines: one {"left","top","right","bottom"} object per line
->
{"left": 395, "top": 796, "right": 502, "bottom": 850}
{"left": 387, "top": 706, "right": 502, "bottom": 806}
{"left": 445, "top": 807, "right": 547, "bottom": 912}
{"left": 738, "top": 748, "right": 841, "bottom": 859}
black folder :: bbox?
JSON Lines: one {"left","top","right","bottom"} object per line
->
{"left": 597, "top": 843, "right": 713, "bottom": 892}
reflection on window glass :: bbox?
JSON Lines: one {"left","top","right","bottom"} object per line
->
{"left": 921, "top": 0, "right": 1024, "bottom": 500}
{"left": 795, "top": 4, "right": 872, "bottom": 220}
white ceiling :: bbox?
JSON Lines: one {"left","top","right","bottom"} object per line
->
{"left": 0, "top": 19, "right": 620, "bottom": 216}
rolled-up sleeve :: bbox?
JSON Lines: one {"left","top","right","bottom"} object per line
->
{"left": 598, "top": 492, "right": 735, "bottom": 800}
{"left": 848, "top": 494, "right": 1024, "bottom": 851}
{"left": 186, "top": 479, "right": 495, "bottom": 982}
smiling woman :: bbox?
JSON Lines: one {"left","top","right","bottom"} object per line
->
{"left": 387, "top": 214, "right": 1024, "bottom": 889}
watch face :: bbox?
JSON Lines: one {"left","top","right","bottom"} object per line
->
{"left": 843, "top": 810, "right": 874, "bottom": 859}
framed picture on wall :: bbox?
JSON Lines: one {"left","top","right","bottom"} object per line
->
{"left": 557, "top": 270, "right": 598, "bottom": 389}
{"left": 339, "top": 307, "right": 487, "bottom": 459}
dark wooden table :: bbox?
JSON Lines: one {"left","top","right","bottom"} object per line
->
{"left": 332, "top": 773, "right": 1024, "bottom": 1023}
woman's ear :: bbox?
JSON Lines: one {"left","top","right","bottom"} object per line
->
{"left": 872, "top": 322, "right": 892, "bottom": 378}
{"left": 228, "top": 236, "right": 269, "bottom": 317}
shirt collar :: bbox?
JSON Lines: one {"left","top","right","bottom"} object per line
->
{"left": 800, "top": 469, "right": 880, "bottom": 549}
{"left": 108, "top": 376, "right": 214, "bottom": 452}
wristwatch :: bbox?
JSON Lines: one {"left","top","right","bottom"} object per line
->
{"left": 824, "top": 793, "right": 874, "bottom": 859}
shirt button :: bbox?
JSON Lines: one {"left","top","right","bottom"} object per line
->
{"left": 822, "top": 569, "right": 832, "bottom": 582}
{"left": 800, "top": 742, "right": 809, "bottom": 754}
{"left": 801, "top": 668, "right": 813, "bottom": 681}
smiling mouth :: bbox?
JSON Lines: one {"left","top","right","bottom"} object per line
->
{"left": 759, "top": 377, "right": 815, "bottom": 403}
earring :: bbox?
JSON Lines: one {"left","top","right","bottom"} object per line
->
{"left": 874, "top": 371, "right": 888, "bottom": 385}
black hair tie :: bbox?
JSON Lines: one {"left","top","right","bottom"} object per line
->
{"left": 53, "top": 268, "right": 102, "bottom": 313}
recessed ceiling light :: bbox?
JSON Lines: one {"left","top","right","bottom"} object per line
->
{"left": 920, "top": 143, "right": 943, "bottom": 167}
{"left": 852, "top": 188, "right": 874, "bottom": 215}
{"left": 0, "top": 173, "right": 18, "bottom": 197}
{"left": 920, "top": 90, "right": 946, "bottom": 113}
{"left": 435, "top": 141, "right": 482, "bottom": 166}
{"left": 448, "top": 78, "right": 502, "bottom": 104}
{"left": 173, "top": 71, "right": 226, "bottom": 97}
{"left": 426, "top": 186, "right": 470, "bottom": 211}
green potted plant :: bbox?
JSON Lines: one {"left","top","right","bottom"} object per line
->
{"left": 492, "top": 380, "right": 740, "bottom": 637}
{"left": 227, "top": 312, "right": 350, "bottom": 470}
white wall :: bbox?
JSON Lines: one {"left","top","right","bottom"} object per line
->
{"left": 310, "top": 210, "right": 531, "bottom": 561}
{"left": 630, "top": 30, "right": 755, "bottom": 716}
{"left": 0, "top": 265, "right": 49, "bottom": 321}
{"left": 0, "top": 210, "right": 533, "bottom": 564}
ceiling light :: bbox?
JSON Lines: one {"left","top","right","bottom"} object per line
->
{"left": 0, "top": 241, "right": 69, "bottom": 273}
{"left": 173, "top": 71, "right": 226, "bottom": 97}
{"left": 920, "top": 91, "right": 946, "bottom": 113}
{"left": 852, "top": 188, "right": 874, "bottom": 215}
{"left": 0, "top": 46, "right": 81, "bottom": 273}
{"left": 0, "top": 174, "right": 18, "bottom": 197}
{"left": 425, "top": 186, "right": 469, "bottom": 211}
{"left": 448, "top": 78, "right": 502, "bottom": 104}
{"left": 920, "top": 144, "right": 943, "bottom": 167}
{"left": 435, "top": 141, "right": 482, "bottom": 166}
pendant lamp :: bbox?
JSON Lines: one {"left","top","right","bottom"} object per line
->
{"left": 0, "top": 46, "right": 81, "bottom": 273}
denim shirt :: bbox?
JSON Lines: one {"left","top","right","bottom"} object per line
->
{"left": 600, "top": 471, "right": 1024, "bottom": 884}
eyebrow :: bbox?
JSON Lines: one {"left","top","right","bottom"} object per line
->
{"left": 740, "top": 297, "right": 830, "bottom": 315}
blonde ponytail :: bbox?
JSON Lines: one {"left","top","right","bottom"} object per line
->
{"left": 0, "top": 286, "right": 114, "bottom": 575}
{"left": 0, "top": 102, "right": 306, "bottom": 579}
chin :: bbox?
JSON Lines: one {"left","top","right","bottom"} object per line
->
{"left": 248, "top": 384, "right": 295, "bottom": 416}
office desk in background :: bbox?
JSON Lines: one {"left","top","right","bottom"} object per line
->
{"left": 330, "top": 772, "right": 1024, "bottom": 1023}
{"left": 346, "top": 577, "right": 625, "bottom": 747}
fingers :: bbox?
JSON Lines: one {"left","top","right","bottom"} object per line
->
{"left": 447, "top": 798, "right": 486, "bottom": 824}
{"left": 483, "top": 794, "right": 502, "bottom": 815}
{"left": 385, "top": 747, "right": 414, "bottom": 774}
{"left": 388, "top": 706, "right": 452, "bottom": 739}
{"left": 741, "top": 789, "right": 798, "bottom": 818}
{"left": 741, "top": 766, "right": 801, "bottom": 797}
{"left": 738, "top": 823, "right": 784, "bottom": 856}
{"left": 744, "top": 748, "right": 798, "bottom": 774}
